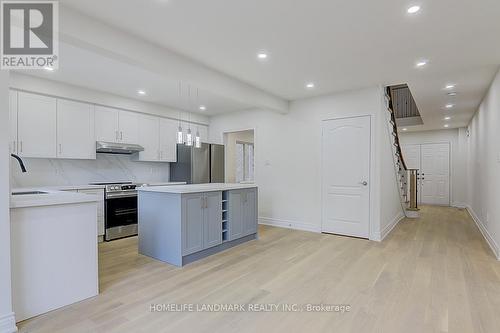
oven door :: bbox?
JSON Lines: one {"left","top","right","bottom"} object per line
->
{"left": 105, "top": 193, "right": 138, "bottom": 240}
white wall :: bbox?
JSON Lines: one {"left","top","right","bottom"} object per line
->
{"left": 224, "top": 130, "right": 254, "bottom": 183}
{"left": 209, "top": 86, "right": 403, "bottom": 239}
{"left": 400, "top": 128, "right": 468, "bottom": 207}
{"left": 0, "top": 71, "right": 17, "bottom": 332}
{"left": 466, "top": 68, "right": 500, "bottom": 259}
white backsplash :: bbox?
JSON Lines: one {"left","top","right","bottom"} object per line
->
{"left": 10, "top": 154, "right": 169, "bottom": 188}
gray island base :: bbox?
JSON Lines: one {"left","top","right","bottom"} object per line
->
{"left": 138, "top": 184, "right": 258, "bottom": 267}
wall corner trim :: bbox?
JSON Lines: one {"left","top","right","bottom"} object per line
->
{"left": 466, "top": 206, "right": 500, "bottom": 261}
{"left": 258, "top": 217, "right": 321, "bottom": 233}
{"left": 0, "top": 312, "right": 17, "bottom": 333}
{"left": 371, "top": 212, "right": 405, "bottom": 242}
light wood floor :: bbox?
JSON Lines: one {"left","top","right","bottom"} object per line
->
{"left": 18, "top": 206, "right": 500, "bottom": 333}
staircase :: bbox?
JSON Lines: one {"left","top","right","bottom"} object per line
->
{"left": 385, "top": 87, "right": 419, "bottom": 218}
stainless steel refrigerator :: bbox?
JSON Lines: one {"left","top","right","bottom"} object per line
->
{"left": 170, "top": 143, "right": 225, "bottom": 184}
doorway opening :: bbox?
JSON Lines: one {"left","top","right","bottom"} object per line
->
{"left": 223, "top": 130, "right": 255, "bottom": 183}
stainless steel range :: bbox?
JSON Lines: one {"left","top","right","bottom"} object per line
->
{"left": 90, "top": 182, "right": 139, "bottom": 241}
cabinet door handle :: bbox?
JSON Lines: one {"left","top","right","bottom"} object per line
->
{"left": 120, "top": 131, "right": 123, "bottom": 141}
{"left": 59, "top": 143, "right": 62, "bottom": 154}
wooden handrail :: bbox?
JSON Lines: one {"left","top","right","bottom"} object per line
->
{"left": 386, "top": 86, "right": 408, "bottom": 171}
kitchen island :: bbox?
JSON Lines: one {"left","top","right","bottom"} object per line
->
{"left": 138, "top": 183, "right": 258, "bottom": 266}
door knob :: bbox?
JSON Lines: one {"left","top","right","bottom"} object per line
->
{"left": 360, "top": 181, "right": 368, "bottom": 186}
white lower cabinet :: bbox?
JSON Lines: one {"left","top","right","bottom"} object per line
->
{"left": 62, "top": 188, "right": 105, "bottom": 240}
{"left": 78, "top": 189, "right": 105, "bottom": 239}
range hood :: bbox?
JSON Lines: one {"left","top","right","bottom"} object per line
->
{"left": 96, "top": 141, "right": 144, "bottom": 154}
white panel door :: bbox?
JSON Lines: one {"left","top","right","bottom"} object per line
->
{"left": 159, "top": 118, "right": 178, "bottom": 162}
{"left": 17, "top": 92, "right": 57, "bottom": 158}
{"left": 402, "top": 144, "right": 422, "bottom": 202}
{"left": 118, "top": 111, "right": 139, "bottom": 144}
{"left": 420, "top": 143, "right": 450, "bottom": 205}
{"left": 57, "top": 100, "right": 95, "bottom": 159}
{"left": 321, "top": 116, "right": 371, "bottom": 238}
{"left": 137, "top": 114, "right": 160, "bottom": 161}
{"left": 9, "top": 90, "right": 18, "bottom": 154}
{"left": 95, "top": 106, "right": 119, "bottom": 143}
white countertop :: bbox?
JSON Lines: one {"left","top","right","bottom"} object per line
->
{"left": 10, "top": 188, "right": 99, "bottom": 209}
{"left": 138, "top": 183, "right": 257, "bottom": 194}
{"left": 44, "top": 184, "right": 106, "bottom": 191}
{"left": 138, "top": 182, "right": 186, "bottom": 187}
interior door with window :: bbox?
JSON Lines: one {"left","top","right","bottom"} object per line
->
{"left": 321, "top": 116, "right": 371, "bottom": 238}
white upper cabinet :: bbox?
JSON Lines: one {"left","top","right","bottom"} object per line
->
{"left": 137, "top": 114, "right": 160, "bottom": 162}
{"left": 159, "top": 118, "right": 178, "bottom": 162}
{"left": 95, "top": 106, "right": 119, "bottom": 143}
{"left": 9, "top": 90, "right": 18, "bottom": 154}
{"left": 17, "top": 92, "right": 57, "bottom": 158}
{"left": 95, "top": 107, "right": 139, "bottom": 144}
{"left": 57, "top": 100, "right": 96, "bottom": 160}
{"left": 118, "top": 110, "right": 139, "bottom": 144}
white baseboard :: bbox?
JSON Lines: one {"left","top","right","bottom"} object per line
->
{"left": 259, "top": 217, "right": 321, "bottom": 233}
{"left": 371, "top": 212, "right": 405, "bottom": 242}
{"left": 466, "top": 205, "right": 500, "bottom": 260}
{"left": 452, "top": 202, "right": 467, "bottom": 209}
{"left": 0, "top": 312, "right": 17, "bottom": 333}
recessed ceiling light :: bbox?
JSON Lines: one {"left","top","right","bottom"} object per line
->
{"left": 44, "top": 66, "right": 54, "bottom": 71}
{"left": 257, "top": 52, "right": 268, "bottom": 60}
{"left": 444, "top": 124, "right": 449, "bottom": 128}
{"left": 445, "top": 84, "right": 456, "bottom": 90}
{"left": 306, "top": 82, "right": 315, "bottom": 89}
{"left": 137, "top": 90, "right": 146, "bottom": 96}
{"left": 402, "top": 128, "right": 408, "bottom": 131}
{"left": 447, "top": 92, "right": 457, "bottom": 96}
{"left": 199, "top": 105, "right": 206, "bottom": 111}
{"left": 444, "top": 116, "right": 451, "bottom": 120}
{"left": 445, "top": 104, "right": 454, "bottom": 109}
{"left": 416, "top": 60, "right": 427, "bottom": 68}
{"left": 407, "top": 5, "right": 421, "bottom": 14}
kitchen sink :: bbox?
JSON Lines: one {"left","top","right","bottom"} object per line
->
{"left": 12, "top": 191, "right": 48, "bottom": 196}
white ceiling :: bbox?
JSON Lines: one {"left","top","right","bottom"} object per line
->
{"left": 17, "top": 42, "right": 252, "bottom": 116}
{"left": 58, "top": 0, "right": 500, "bottom": 130}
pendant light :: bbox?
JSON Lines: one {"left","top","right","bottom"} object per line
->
{"left": 176, "top": 82, "right": 184, "bottom": 144}
{"left": 185, "top": 85, "right": 193, "bottom": 146}
{"left": 194, "top": 88, "right": 201, "bottom": 148}
{"left": 195, "top": 128, "right": 201, "bottom": 148}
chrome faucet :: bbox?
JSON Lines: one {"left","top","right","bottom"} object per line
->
{"left": 10, "top": 154, "right": 27, "bottom": 173}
